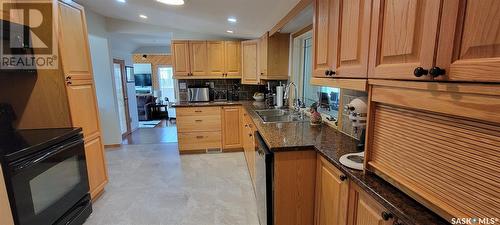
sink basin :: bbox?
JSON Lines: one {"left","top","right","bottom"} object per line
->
{"left": 255, "top": 109, "right": 309, "bottom": 123}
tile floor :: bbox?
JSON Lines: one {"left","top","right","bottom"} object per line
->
{"left": 84, "top": 143, "right": 259, "bottom": 225}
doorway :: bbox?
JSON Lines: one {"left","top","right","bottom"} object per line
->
{"left": 113, "top": 59, "right": 131, "bottom": 137}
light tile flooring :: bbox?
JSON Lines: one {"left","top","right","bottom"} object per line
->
{"left": 84, "top": 143, "right": 259, "bottom": 225}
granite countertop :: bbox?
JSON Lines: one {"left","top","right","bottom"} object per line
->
{"left": 173, "top": 101, "right": 450, "bottom": 225}
{"left": 171, "top": 101, "right": 243, "bottom": 107}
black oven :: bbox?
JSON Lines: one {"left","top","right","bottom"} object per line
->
{"left": 0, "top": 128, "right": 92, "bottom": 225}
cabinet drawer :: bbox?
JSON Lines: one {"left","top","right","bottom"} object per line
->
{"left": 177, "top": 115, "right": 221, "bottom": 132}
{"left": 178, "top": 132, "right": 221, "bottom": 151}
{"left": 366, "top": 82, "right": 500, "bottom": 221}
{"left": 176, "top": 106, "right": 220, "bottom": 117}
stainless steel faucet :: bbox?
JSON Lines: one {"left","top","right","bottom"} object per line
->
{"left": 284, "top": 82, "right": 302, "bottom": 112}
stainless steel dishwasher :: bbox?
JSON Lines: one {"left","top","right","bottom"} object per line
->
{"left": 255, "top": 132, "right": 273, "bottom": 225}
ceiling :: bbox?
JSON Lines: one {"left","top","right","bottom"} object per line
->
{"left": 75, "top": 0, "right": 302, "bottom": 40}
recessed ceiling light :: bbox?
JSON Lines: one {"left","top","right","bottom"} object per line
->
{"left": 227, "top": 17, "right": 237, "bottom": 23}
{"left": 157, "top": 0, "right": 185, "bottom": 5}
{"left": 226, "top": 30, "right": 234, "bottom": 34}
{"left": 139, "top": 14, "right": 148, "bottom": 19}
{"left": 116, "top": 0, "right": 126, "bottom": 3}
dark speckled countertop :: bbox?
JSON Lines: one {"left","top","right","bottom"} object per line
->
{"left": 173, "top": 101, "right": 450, "bottom": 225}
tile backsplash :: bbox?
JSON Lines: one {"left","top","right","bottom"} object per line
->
{"left": 178, "top": 79, "right": 267, "bottom": 101}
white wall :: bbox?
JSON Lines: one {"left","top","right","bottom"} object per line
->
{"left": 89, "top": 35, "right": 122, "bottom": 145}
{"left": 127, "top": 83, "right": 139, "bottom": 130}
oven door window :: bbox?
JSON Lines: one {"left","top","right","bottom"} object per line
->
{"left": 9, "top": 138, "right": 89, "bottom": 225}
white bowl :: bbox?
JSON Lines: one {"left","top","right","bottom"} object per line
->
{"left": 253, "top": 95, "right": 265, "bottom": 102}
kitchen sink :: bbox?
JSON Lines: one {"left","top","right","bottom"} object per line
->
{"left": 255, "top": 109, "right": 309, "bottom": 123}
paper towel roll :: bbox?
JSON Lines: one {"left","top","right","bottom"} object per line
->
{"left": 276, "top": 86, "right": 284, "bottom": 108}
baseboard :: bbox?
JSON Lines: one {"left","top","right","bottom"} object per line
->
{"left": 223, "top": 148, "right": 244, "bottom": 153}
{"left": 104, "top": 144, "right": 121, "bottom": 148}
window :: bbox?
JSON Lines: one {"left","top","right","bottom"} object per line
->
{"left": 297, "top": 34, "right": 340, "bottom": 119}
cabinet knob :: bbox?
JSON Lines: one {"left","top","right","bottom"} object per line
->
{"left": 381, "top": 211, "right": 394, "bottom": 221}
{"left": 65, "top": 76, "right": 72, "bottom": 81}
{"left": 429, "top": 67, "right": 445, "bottom": 77}
{"left": 329, "top": 70, "right": 336, "bottom": 76}
{"left": 339, "top": 174, "right": 347, "bottom": 181}
{"left": 413, "top": 67, "right": 428, "bottom": 77}
{"left": 324, "top": 70, "right": 329, "bottom": 76}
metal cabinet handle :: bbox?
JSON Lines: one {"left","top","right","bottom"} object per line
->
{"left": 339, "top": 174, "right": 347, "bottom": 181}
{"left": 429, "top": 66, "right": 445, "bottom": 77}
{"left": 195, "top": 120, "right": 202, "bottom": 122}
{"left": 381, "top": 211, "right": 394, "bottom": 221}
{"left": 196, "top": 136, "right": 204, "bottom": 139}
{"left": 194, "top": 110, "right": 202, "bottom": 113}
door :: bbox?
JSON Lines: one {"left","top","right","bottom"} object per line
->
{"left": 242, "top": 40, "right": 259, "bottom": 84}
{"left": 368, "top": 0, "right": 442, "bottom": 80}
{"left": 207, "top": 41, "right": 226, "bottom": 76}
{"left": 189, "top": 41, "right": 208, "bottom": 76}
{"left": 58, "top": 1, "right": 93, "bottom": 80}
{"left": 224, "top": 41, "right": 241, "bottom": 77}
{"left": 222, "top": 106, "right": 242, "bottom": 149}
{"left": 349, "top": 184, "right": 395, "bottom": 225}
{"left": 335, "top": 0, "right": 372, "bottom": 78}
{"left": 259, "top": 33, "right": 268, "bottom": 76}
{"left": 172, "top": 41, "right": 191, "bottom": 77}
{"left": 113, "top": 59, "right": 131, "bottom": 137}
{"left": 315, "top": 155, "right": 349, "bottom": 225}
{"left": 435, "top": 0, "right": 500, "bottom": 82}
{"left": 312, "top": 0, "right": 337, "bottom": 77}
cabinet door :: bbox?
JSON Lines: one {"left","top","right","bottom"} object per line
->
{"left": 368, "top": 0, "right": 441, "bottom": 80}
{"left": 224, "top": 41, "right": 241, "bottom": 77}
{"left": 207, "top": 41, "right": 226, "bottom": 77}
{"left": 222, "top": 106, "right": 242, "bottom": 149}
{"left": 242, "top": 40, "right": 259, "bottom": 84}
{"left": 58, "top": 1, "right": 93, "bottom": 80}
{"left": 349, "top": 184, "right": 394, "bottom": 225}
{"left": 65, "top": 79, "right": 101, "bottom": 140}
{"left": 335, "top": 0, "right": 372, "bottom": 78}
{"left": 315, "top": 155, "right": 349, "bottom": 225}
{"left": 259, "top": 33, "right": 268, "bottom": 76}
{"left": 313, "top": 0, "right": 337, "bottom": 77}
{"left": 0, "top": 166, "right": 14, "bottom": 225}
{"left": 172, "top": 41, "right": 191, "bottom": 77}
{"left": 436, "top": 0, "right": 500, "bottom": 82}
{"left": 189, "top": 41, "right": 208, "bottom": 76}
{"left": 84, "top": 136, "right": 108, "bottom": 199}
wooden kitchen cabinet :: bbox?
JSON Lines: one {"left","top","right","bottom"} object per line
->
{"left": 242, "top": 110, "right": 256, "bottom": 182}
{"left": 224, "top": 41, "right": 241, "bottom": 78}
{"left": 312, "top": 0, "right": 336, "bottom": 77}
{"left": 176, "top": 107, "right": 222, "bottom": 153}
{"left": 258, "top": 32, "right": 290, "bottom": 80}
{"left": 241, "top": 40, "right": 260, "bottom": 84}
{"left": 207, "top": 41, "right": 226, "bottom": 76}
{"left": 0, "top": 167, "right": 14, "bottom": 225}
{"left": 368, "top": 0, "right": 441, "bottom": 80}
{"left": 348, "top": 183, "right": 395, "bottom": 225}
{"left": 172, "top": 41, "right": 191, "bottom": 77}
{"left": 315, "top": 155, "right": 349, "bottom": 225}
{"left": 189, "top": 41, "right": 208, "bottom": 76}
{"left": 435, "top": 0, "right": 500, "bottom": 82}
{"left": 221, "top": 106, "right": 243, "bottom": 149}
{"left": 58, "top": 0, "right": 108, "bottom": 200}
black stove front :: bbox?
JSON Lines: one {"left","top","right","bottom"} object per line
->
{"left": 0, "top": 128, "right": 92, "bottom": 225}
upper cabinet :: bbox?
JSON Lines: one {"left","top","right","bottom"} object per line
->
{"left": 224, "top": 41, "right": 241, "bottom": 78}
{"left": 368, "top": 0, "right": 500, "bottom": 82}
{"left": 173, "top": 40, "right": 241, "bottom": 79}
{"left": 259, "top": 32, "right": 290, "bottom": 80}
{"left": 207, "top": 41, "right": 226, "bottom": 76}
{"left": 241, "top": 40, "right": 260, "bottom": 85}
{"left": 172, "top": 41, "right": 191, "bottom": 77}
{"left": 368, "top": 0, "right": 441, "bottom": 80}
{"left": 189, "top": 41, "right": 208, "bottom": 76}
{"left": 435, "top": 0, "right": 500, "bottom": 82}
{"left": 313, "top": 0, "right": 372, "bottom": 79}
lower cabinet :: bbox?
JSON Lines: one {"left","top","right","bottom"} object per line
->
{"left": 315, "top": 155, "right": 349, "bottom": 225}
{"left": 176, "top": 106, "right": 243, "bottom": 153}
{"left": 348, "top": 183, "right": 395, "bottom": 225}
{"left": 242, "top": 110, "right": 256, "bottom": 183}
